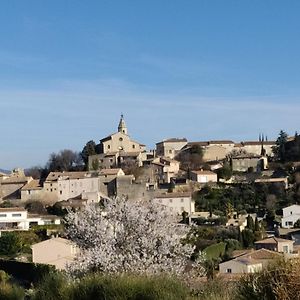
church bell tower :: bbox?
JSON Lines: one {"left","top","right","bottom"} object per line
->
{"left": 118, "top": 114, "right": 128, "bottom": 135}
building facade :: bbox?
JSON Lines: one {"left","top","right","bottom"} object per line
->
{"left": 32, "top": 237, "right": 79, "bottom": 270}
{"left": 156, "top": 138, "right": 188, "bottom": 159}
{"left": 152, "top": 192, "right": 195, "bottom": 215}
{"left": 89, "top": 115, "right": 147, "bottom": 170}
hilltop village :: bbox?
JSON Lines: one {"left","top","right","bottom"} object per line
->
{"left": 0, "top": 115, "right": 300, "bottom": 280}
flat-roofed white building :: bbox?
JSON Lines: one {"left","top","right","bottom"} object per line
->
{"left": 282, "top": 205, "right": 300, "bottom": 228}
{"left": 0, "top": 207, "right": 61, "bottom": 231}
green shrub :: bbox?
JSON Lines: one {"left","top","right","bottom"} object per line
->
{"left": 0, "top": 282, "right": 24, "bottom": 300}
{"left": 236, "top": 258, "right": 300, "bottom": 300}
{"left": 74, "top": 274, "right": 188, "bottom": 300}
{"left": 0, "top": 271, "right": 24, "bottom": 300}
{"left": 203, "top": 242, "right": 226, "bottom": 260}
{"left": 31, "top": 272, "right": 70, "bottom": 300}
{"left": 191, "top": 278, "right": 235, "bottom": 300}
{"left": 0, "top": 233, "right": 21, "bottom": 256}
{"left": 33, "top": 273, "right": 189, "bottom": 300}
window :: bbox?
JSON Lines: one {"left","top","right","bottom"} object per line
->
{"left": 181, "top": 207, "right": 185, "bottom": 212}
{"left": 119, "top": 137, "right": 123, "bottom": 141}
{"left": 110, "top": 159, "right": 113, "bottom": 162}
{"left": 60, "top": 191, "right": 62, "bottom": 195}
{"left": 181, "top": 199, "right": 184, "bottom": 203}
{"left": 0, "top": 214, "right": 7, "bottom": 217}
{"left": 169, "top": 150, "right": 172, "bottom": 153}
{"left": 132, "top": 144, "right": 135, "bottom": 149}
{"left": 290, "top": 211, "right": 293, "bottom": 215}
{"left": 12, "top": 214, "right": 21, "bottom": 217}
{"left": 169, "top": 199, "right": 173, "bottom": 203}
{"left": 108, "top": 145, "right": 111, "bottom": 149}
{"left": 283, "top": 245, "right": 289, "bottom": 253}
{"left": 226, "top": 269, "right": 232, "bottom": 273}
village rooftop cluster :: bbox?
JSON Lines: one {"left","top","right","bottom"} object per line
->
{"left": 0, "top": 115, "right": 300, "bottom": 278}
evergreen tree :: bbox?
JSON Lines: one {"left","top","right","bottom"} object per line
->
{"left": 81, "top": 140, "right": 97, "bottom": 169}
{"left": 273, "top": 130, "right": 288, "bottom": 162}
{"left": 242, "top": 229, "right": 255, "bottom": 248}
{"left": 254, "top": 217, "right": 260, "bottom": 232}
{"left": 246, "top": 215, "right": 255, "bottom": 231}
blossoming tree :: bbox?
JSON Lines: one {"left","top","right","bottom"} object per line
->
{"left": 65, "top": 197, "right": 200, "bottom": 276}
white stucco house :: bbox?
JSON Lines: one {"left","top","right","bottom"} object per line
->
{"left": 0, "top": 207, "right": 61, "bottom": 230}
{"left": 190, "top": 170, "right": 218, "bottom": 183}
{"left": 281, "top": 205, "right": 300, "bottom": 228}
{"left": 219, "top": 249, "right": 282, "bottom": 274}
{"left": 32, "top": 237, "right": 79, "bottom": 270}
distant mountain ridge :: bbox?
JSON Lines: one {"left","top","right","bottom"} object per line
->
{"left": 0, "top": 169, "right": 10, "bottom": 174}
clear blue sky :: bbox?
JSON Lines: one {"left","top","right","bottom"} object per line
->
{"left": 1, "top": 0, "right": 300, "bottom": 169}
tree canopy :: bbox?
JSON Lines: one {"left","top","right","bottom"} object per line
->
{"left": 273, "top": 130, "right": 288, "bottom": 162}
{"left": 46, "top": 149, "right": 83, "bottom": 172}
{"left": 81, "top": 140, "right": 98, "bottom": 169}
{"left": 65, "top": 198, "right": 200, "bottom": 276}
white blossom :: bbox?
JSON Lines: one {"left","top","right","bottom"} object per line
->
{"left": 65, "top": 197, "right": 201, "bottom": 276}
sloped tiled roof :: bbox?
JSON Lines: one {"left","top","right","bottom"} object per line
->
{"left": 242, "top": 141, "right": 276, "bottom": 146}
{"left": 255, "top": 237, "right": 294, "bottom": 245}
{"left": 209, "top": 140, "right": 235, "bottom": 144}
{"left": 156, "top": 138, "right": 187, "bottom": 144}
{"left": 1, "top": 176, "right": 29, "bottom": 184}
{"left": 46, "top": 172, "right": 88, "bottom": 182}
{"left": 236, "top": 248, "right": 282, "bottom": 262}
{"left": 21, "top": 180, "right": 42, "bottom": 191}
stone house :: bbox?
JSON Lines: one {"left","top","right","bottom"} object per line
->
{"left": 151, "top": 157, "right": 180, "bottom": 183}
{"left": 202, "top": 145, "right": 228, "bottom": 161}
{"left": 21, "top": 180, "right": 43, "bottom": 202}
{"left": 43, "top": 172, "right": 89, "bottom": 203}
{"left": 156, "top": 138, "right": 188, "bottom": 159}
{"left": 231, "top": 154, "right": 267, "bottom": 172}
{"left": 237, "top": 141, "right": 275, "bottom": 157}
{"left": 32, "top": 237, "right": 79, "bottom": 270}
{"left": 0, "top": 169, "right": 31, "bottom": 200}
{"left": 180, "top": 140, "right": 235, "bottom": 162}
{"left": 152, "top": 192, "right": 195, "bottom": 216}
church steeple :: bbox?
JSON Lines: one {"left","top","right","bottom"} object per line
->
{"left": 118, "top": 114, "right": 128, "bottom": 135}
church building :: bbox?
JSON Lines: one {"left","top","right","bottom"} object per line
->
{"left": 88, "top": 115, "right": 147, "bottom": 170}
